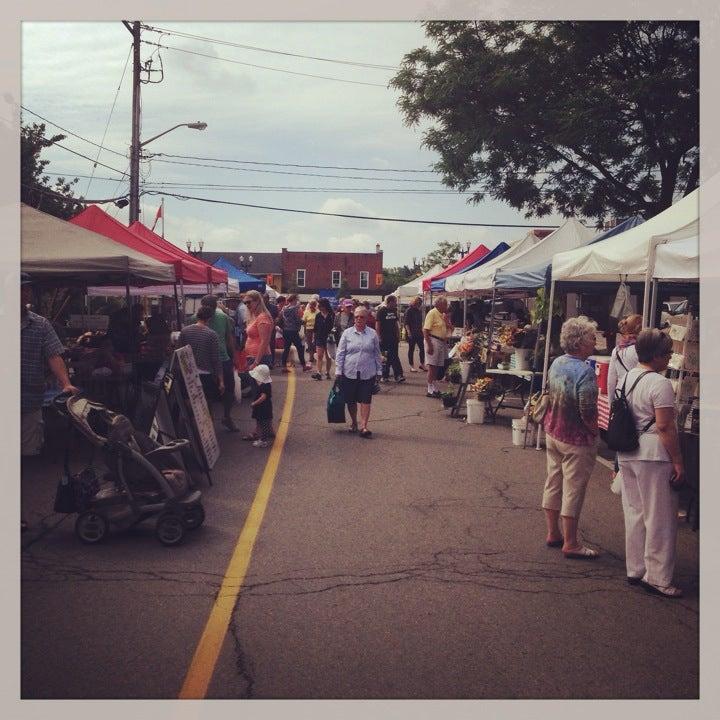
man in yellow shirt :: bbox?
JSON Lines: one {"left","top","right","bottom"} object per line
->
{"left": 302, "top": 298, "right": 319, "bottom": 365}
{"left": 423, "top": 296, "right": 452, "bottom": 397}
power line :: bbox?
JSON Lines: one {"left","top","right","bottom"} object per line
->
{"left": 141, "top": 40, "right": 391, "bottom": 88}
{"left": 150, "top": 152, "right": 436, "bottom": 173}
{"left": 143, "top": 190, "right": 560, "bottom": 228}
{"left": 21, "top": 106, "right": 127, "bottom": 158}
{"left": 52, "top": 143, "right": 129, "bottom": 176}
{"left": 146, "top": 156, "right": 446, "bottom": 183}
{"left": 141, "top": 24, "right": 399, "bottom": 70}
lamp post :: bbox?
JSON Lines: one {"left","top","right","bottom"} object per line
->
{"left": 129, "top": 121, "right": 207, "bottom": 223}
{"left": 186, "top": 240, "right": 204, "bottom": 258}
{"left": 459, "top": 241, "right": 471, "bottom": 258}
{"left": 238, "top": 255, "right": 254, "bottom": 273}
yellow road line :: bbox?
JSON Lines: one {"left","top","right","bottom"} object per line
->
{"left": 179, "top": 369, "right": 296, "bottom": 699}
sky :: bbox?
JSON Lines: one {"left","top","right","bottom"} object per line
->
{"left": 21, "top": 21, "right": 567, "bottom": 268}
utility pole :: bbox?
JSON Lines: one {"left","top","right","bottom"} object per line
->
{"left": 124, "top": 20, "right": 142, "bottom": 224}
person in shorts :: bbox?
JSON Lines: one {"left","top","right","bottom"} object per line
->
{"left": 423, "top": 295, "right": 452, "bottom": 397}
{"left": 335, "top": 307, "right": 383, "bottom": 438}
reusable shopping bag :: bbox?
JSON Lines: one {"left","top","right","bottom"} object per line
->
{"left": 327, "top": 381, "right": 346, "bottom": 424}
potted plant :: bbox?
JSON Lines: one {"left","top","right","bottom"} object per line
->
{"left": 456, "top": 333, "right": 481, "bottom": 382}
{"left": 446, "top": 360, "right": 462, "bottom": 384}
{"left": 512, "top": 325, "right": 539, "bottom": 370}
{"left": 440, "top": 389, "right": 456, "bottom": 408}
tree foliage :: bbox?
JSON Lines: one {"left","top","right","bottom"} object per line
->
{"left": 380, "top": 264, "right": 417, "bottom": 295}
{"left": 391, "top": 21, "right": 699, "bottom": 224}
{"left": 421, "top": 240, "right": 463, "bottom": 272}
{"left": 21, "top": 122, "right": 82, "bottom": 219}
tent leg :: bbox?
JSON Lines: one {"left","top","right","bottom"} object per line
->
{"left": 463, "top": 291, "right": 467, "bottom": 330}
{"left": 179, "top": 279, "right": 185, "bottom": 328}
{"left": 173, "top": 282, "right": 182, "bottom": 330}
{"left": 486, "top": 286, "right": 497, "bottom": 366}
{"left": 649, "top": 279, "right": 659, "bottom": 329}
{"left": 537, "top": 280, "right": 556, "bottom": 450}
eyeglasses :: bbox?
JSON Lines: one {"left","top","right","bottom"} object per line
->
{"left": 353, "top": 315, "right": 366, "bottom": 320}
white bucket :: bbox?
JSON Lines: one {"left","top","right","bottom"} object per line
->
{"left": 460, "top": 360, "right": 472, "bottom": 383}
{"left": 514, "top": 348, "right": 531, "bottom": 371}
{"left": 466, "top": 398, "right": 485, "bottom": 424}
{"left": 512, "top": 418, "right": 536, "bottom": 446}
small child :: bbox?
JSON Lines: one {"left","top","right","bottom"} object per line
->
{"left": 248, "top": 364, "right": 274, "bottom": 448}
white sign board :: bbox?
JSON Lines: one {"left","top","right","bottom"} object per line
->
{"left": 174, "top": 345, "right": 220, "bottom": 469}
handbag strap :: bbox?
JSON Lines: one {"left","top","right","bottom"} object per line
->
{"left": 620, "top": 370, "right": 657, "bottom": 432}
{"left": 616, "top": 348, "right": 628, "bottom": 372}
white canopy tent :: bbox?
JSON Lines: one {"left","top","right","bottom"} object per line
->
{"left": 445, "top": 219, "right": 596, "bottom": 294}
{"left": 21, "top": 204, "right": 176, "bottom": 283}
{"left": 391, "top": 264, "right": 444, "bottom": 300}
{"left": 86, "top": 279, "right": 240, "bottom": 297}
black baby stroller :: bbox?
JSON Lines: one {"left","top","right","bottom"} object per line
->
{"left": 53, "top": 392, "right": 205, "bottom": 546}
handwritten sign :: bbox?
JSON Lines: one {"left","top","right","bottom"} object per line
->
{"left": 174, "top": 345, "right": 220, "bottom": 469}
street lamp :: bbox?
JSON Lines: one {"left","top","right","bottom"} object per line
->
{"left": 186, "top": 240, "right": 204, "bottom": 257}
{"left": 238, "top": 255, "right": 254, "bottom": 272}
{"left": 129, "top": 121, "right": 207, "bottom": 223}
{"left": 459, "top": 241, "right": 471, "bottom": 258}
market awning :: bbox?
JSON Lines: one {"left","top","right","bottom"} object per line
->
{"left": 129, "top": 221, "right": 227, "bottom": 285}
{"left": 70, "top": 205, "right": 211, "bottom": 284}
{"left": 552, "top": 191, "right": 698, "bottom": 283}
{"left": 424, "top": 243, "right": 491, "bottom": 292}
{"left": 212, "top": 256, "right": 266, "bottom": 292}
{"left": 391, "top": 264, "right": 444, "bottom": 300}
{"left": 494, "top": 216, "right": 645, "bottom": 290}
{"left": 21, "top": 204, "right": 176, "bottom": 284}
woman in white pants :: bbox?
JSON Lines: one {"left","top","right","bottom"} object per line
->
{"left": 618, "top": 329, "right": 685, "bottom": 598}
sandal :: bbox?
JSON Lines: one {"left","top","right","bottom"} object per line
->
{"left": 640, "top": 581, "right": 683, "bottom": 598}
{"left": 545, "top": 537, "right": 564, "bottom": 548}
{"left": 359, "top": 428, "right": 372, "bottom": 439}
{"left": 348, "top": 425, "right": 358, "bottom": 434}
{"left": 563, "top": 546, "right": 599, "bottom": 560}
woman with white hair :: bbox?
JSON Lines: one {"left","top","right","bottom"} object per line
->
{"left": 541, "top": 316, "right": 600, "bottom": 559}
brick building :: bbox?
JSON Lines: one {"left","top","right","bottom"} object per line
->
{"left": 200, "top": 251, "right": 282, "bottom": 290}
{"left": 281, "top": 247, "right": 384, "bottom": 299}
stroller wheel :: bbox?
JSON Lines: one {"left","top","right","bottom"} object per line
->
{"left": 155, "top": 511, "right": 185, "bottom": 546}
{"left": 75, "top": 511, "right": 109, "bottom": 544}
{"left": 183, "top": 504, "right": 205, "bottom": 531}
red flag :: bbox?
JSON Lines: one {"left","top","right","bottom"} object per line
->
{"left": 150, "top": 203, "right": 163, "bottom": 231}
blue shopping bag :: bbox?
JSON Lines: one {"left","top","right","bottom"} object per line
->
{"left": 327, "top": 381, "right": 346, "bottom": 424}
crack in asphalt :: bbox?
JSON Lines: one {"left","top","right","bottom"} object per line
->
{"left": 227, "top": 617, "right": 255, "bottom": 698}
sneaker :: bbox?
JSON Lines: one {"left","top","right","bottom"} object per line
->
{"left": 380, "top": 377, "right": 389, "bottom": 383}
{"left": 303, "top": 365, "right": 312, "bottom": 372}
{"left": 325, "top": 372, "right": 331, "bottom": 379}
{"left": 419, "top": 365, "right": 427, "bottom": 371}
{"left": 311, "top": 372, "right": 322, "bottom": 380}
{"left": 409, "top": 367, "right": 418, "bottom": 373}
{"left": 396, "top": 376, "right": 406, "bottom": 383}
{"left": 221, "top": 417, "right": 240, "bottom": 432}
{"left": 252, "top": 440, "right": 270, "bottom": 448}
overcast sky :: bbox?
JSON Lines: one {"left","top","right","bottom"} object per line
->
{"left": 21, "top": 21, "right": 566, "bottom": 267}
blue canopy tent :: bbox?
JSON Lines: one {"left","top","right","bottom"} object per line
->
{"left": 212, "top": 256, "right": 266, "bottom": 292}
{"left": 494, "top": 216, "right": 645, "bottom": 290}
{"left": 430, "top": 241, "right": 511, "bottom": 293}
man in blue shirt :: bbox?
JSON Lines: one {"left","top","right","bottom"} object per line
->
{"left": 334, "top": 307, "right": 383, "bottom": 438}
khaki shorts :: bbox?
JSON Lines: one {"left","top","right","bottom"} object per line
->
{"left": 542, "top": 434, "right": 598, "bottom": 518}
{"left": 424, "top": 337, "right": 448, "bottom": 367}
{"left": 22, "top": 408, "right": 44, "bottom": 457}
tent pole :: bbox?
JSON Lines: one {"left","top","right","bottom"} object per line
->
{"left": 179, "top": 278, "right": 185, "bottom": 327}
{"left": 463, "top": 291, "right": 467, "bottom": 330}
{"left": 649, "top": 279, "right": 659, "bottom": 329}
{"left": 536, "top": 279, "right": 556, "bottom": 450}
{"left": 173, "top": 282, "right": 181, "bottom": 330}
{"left": 486, "top": 286, "right": 497, "bottom": 366}
{"left": 642, "top": 238, "right": 662, "bottom": 326}
{"left": 125, "top": 273, "right": 134, "bottom": 356}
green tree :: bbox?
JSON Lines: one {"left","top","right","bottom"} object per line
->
{"left": 21, "top": 122, "right": 82, "bottom": 219}
{"left": 391, "top": 21, "right": 699, "bottom": 224}
{"left": 421, "top": 240, "right": 462, "bottom": 272}
{"left": 379, "top": 265, "right": 416, "bottom": 295}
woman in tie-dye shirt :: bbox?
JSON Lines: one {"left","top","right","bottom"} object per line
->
{"left": 541, "top": 316, "right": 599, "bottom": 560}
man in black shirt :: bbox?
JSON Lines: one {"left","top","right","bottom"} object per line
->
{"left": 376, "top": 295, "right": 405, "bottom": 383}
{"left": 403, "top": 295, "right": 426, "bottom": 372}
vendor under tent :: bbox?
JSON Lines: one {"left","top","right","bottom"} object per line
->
{"left": 70, "top": 205, "right": 218, "bottom": 286}
{"left": 391, "top": 263, "right": 444, "bottom": 300}
{"left": 211, "top": 256, "right": 266, "bottom": 292}
{"left": 21, "top": 204, "right": 175, "bottom": 284}
{"left": 129, "top": 221, "right": 227, "bottom": 285}
{"left": 494, "top": 215, "right": 645, "bottom": 291}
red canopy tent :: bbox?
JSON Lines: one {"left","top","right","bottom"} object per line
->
{"left": 70, "top": 206, "right": 216, "bottom": 285}
{"left": 129, "top": 221, "right": 227, "bottom": 285}
{"left": 422, "top": 244, "right": 491, "bottom": 292}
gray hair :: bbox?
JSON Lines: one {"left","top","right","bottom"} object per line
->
{"left": 353, "top": 307, "right": 369, "bottom": 318}
{"left": 434, "top": 295, "right": 448, "bottom": 309}
{"left": 559, "top": 316, "right": 597, "bottom": 355}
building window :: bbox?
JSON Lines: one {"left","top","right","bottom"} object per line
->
{"left": 296, "top": 269, "right": 306, "bottom": 288}
{"left": 359, "top": 271, "right": 369, "bottom": 290}
{"left": 331, "top": 270, "right": 342, "bottom": 288}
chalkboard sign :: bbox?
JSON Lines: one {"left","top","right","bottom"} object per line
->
{"left": 173, "top": 346, "right": 220, "bottom": 469}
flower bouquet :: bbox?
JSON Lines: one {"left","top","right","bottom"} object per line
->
{"left": 469, "top": 376, "right": 501, "bottom": 401}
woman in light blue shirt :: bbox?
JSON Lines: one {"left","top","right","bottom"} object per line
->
{"left": 335, "top": 307, "right": 383, "bottom": 438}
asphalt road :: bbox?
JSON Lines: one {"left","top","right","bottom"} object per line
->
{"left": 21, "top": 360, "right": 699, "bottom": 699}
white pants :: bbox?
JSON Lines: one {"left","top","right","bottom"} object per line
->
{"left": 619, "top": 459, "right": 679, "bottom": 587}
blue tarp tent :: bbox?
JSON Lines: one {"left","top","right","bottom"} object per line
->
{"left": 493, "top": 216, "right": 645, "bottom": 290}
{"left": 430, "top": 241, "right": 511, "bottom": 293}
{"left": 212, "top": 256, "right": 266, "bottom": 292}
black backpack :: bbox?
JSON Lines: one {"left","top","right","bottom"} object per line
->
{"left": 606, "top": 370, "right": 656, "bottom": 452}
